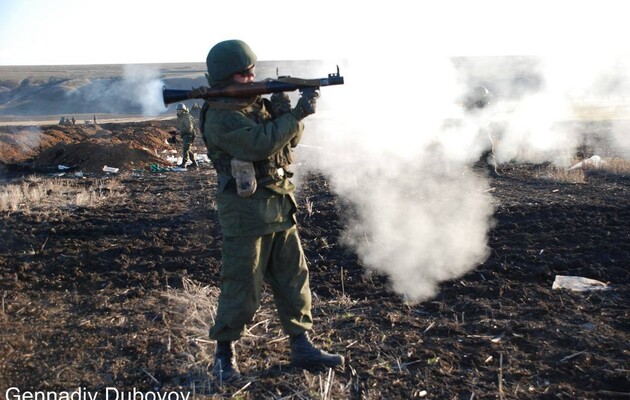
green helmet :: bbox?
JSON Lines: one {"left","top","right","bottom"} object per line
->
{"left": 206, "top": 39, "right": 257, "bottom": 86}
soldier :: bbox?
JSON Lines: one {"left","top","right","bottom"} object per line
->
{"left": 464, "top": 86, "right": 501, "bottom": 177}
{"left": 175, "top": 103, "right": 199, "bottom": 168}
{"left": 200, "top": 39, "right": 344, "bottom": 382}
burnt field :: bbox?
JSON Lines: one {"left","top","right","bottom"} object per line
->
{"left": 0, "top": 120, "right": 629, "bottom": 399}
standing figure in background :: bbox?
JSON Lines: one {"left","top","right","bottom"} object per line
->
{"left": 464, "top": 86, "right": 501, "bottom": 177}
{"left": 199, "top": 39, "right": 343, "bottom": 383}
{"left": 175, "top": 103, "right": 199, "bottom": 169}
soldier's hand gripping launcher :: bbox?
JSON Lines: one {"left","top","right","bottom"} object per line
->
{"left": 162, "top": 66, "right": 344, "bottom": 107}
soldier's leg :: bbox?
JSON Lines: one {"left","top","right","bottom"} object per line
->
{"left": 190, "top": 135, "right": 198, "bottom": 166}
{"left": 181, "top": 136, "right": 191, "bottom": 164}
{"left": 265, "top": 226, "right": 313, "bottom": 336}
{"left": 189, "top": 149, "right": 198, "bottom": 166}
{"left": 210, "top": 235, "right": 268, "bottom": 341}
{"left": 210, "top": 234, "right": 274, "bottom": 381}
{"left": 265, "top": 226, "right": 344, "bottom": 368}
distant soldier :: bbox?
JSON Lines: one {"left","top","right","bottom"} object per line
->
{"left": 59, "top": 116, "right": 66, "bottom": 125}
{"left": 464, "top": 86, "right": 501, "bottom": 177}
{"left": 71, "top": 115, "right": 76, "bottom": 125}
{"left": 191, "top": 102, "right": 202, "bottom": 119}
{"left": 175, "top": 103, "right": 199, "bottom": 168}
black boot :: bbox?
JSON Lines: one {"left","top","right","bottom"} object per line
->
{"left": 290, "top": 332, "right": 344, "bottom": 368}
{"left": 213, "top": 341, "right": 241, "bottom": 383}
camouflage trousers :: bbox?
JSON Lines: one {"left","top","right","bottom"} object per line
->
{"left": 181, "top": 135, "right": 196, "bottom": 164}
{"left": 209, "top": 225, "right": 313, "bottom": 341}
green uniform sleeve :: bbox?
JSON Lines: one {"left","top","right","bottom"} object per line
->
{"left": 207, "top": 110, "right": 300, "bottom": 161}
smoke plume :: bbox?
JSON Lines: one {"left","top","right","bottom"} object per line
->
{"left": 295, "top": 54, "right": 495, "bottom": 303}
{"left": 121, "top": 65, "right": 165, "bottom": 116}
{"left": 293, "top": 47, "right": 630, "bottom": 303}
{"left": 61, "top": 65, "right": 166, "bottom": 116}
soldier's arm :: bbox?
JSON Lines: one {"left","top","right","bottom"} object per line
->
{"left": 211, "top": 111, "right": 301, "bottom": 161}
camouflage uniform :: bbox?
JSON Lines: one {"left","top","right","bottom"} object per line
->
{"left": 202, "top": 93, "right": 312, "bottom": 341}
{"left": 176, "top": 107, "right": 199, "bottom": 167}
{"left": 202, "top": 41, "right": 343, "bottom": 381}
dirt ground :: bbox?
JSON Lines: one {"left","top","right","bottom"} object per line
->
{"left": 0, "top": 121, "right": 629, "bottom": 399}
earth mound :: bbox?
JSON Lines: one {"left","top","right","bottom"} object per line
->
{"left": 0, "top": 120, "right": 180, "bottom": 173}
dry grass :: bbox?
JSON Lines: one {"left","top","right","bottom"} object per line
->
{"left": 161, "top": 278, "right": 219, "bottom": 395}
{"left": 160, "top": 278, "right": 349, "bottom": 398}
{"left": 305, "top": 198, "right": 315, "bottom": 218}
{"left": 539, "top": 155, "right": 630, "bottom": 183}
{"left": 1, "top": 264, "right": 358, "bottom": 398}
{"left": 0, "top": 175, "right": 126, "bottom": 214}
{"left": 602, "top": 156, "right": 630, "bottom": 174}
{"left": 540, "top": 165, "right": 587, "bottom": 183}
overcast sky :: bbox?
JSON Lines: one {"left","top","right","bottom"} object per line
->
{"left": 1, "top": 0, "right": 629, "bottom": 66}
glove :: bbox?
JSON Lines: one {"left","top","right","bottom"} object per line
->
{"left": 270, "top": 92, "right": 292, "bottom": 117}
{"left": 290, "top": 89, "right": 319, "bottom": 121}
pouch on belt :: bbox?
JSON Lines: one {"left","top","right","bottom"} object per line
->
{"left": 231, "top": 159, "right": 257, "bottom": 197}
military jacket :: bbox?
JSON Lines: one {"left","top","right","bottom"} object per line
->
{"left": 202, "top": 96, "right": 304, "bottom": 237}
{"left": 177, "top": 111, "right": 198, "bottom": 138}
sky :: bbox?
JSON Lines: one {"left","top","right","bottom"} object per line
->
{"left": 2, "top": 0, "right": 630, "bottom": 66}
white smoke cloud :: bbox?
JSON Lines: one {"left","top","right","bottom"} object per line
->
{"left": 493, "top": 92, "right": 578, "bottom": 166}
{"left": 52, "top": 65, "right": 166, "bottom": 115}
{"left": 609, "top": 120, "right": 630, "bottom": 158}
{"left": 122, "top": 65, "right": 166, "bottom": 116}
{"left": 490, "top": 53, "right": 630, "bottom": 165}
{"left": 294, "top": 51, "right": 495, "bottom": 303}
{"left": 289, "top": 16, "right": 630, "bottom": 302}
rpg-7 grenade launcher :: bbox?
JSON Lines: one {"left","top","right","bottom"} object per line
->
{"left": 162, "top": 66, "right": 344, "bottom": 107}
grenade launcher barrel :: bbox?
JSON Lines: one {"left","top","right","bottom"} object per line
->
{"left": 163, "top": 66, "right": 344, "bottom": 107}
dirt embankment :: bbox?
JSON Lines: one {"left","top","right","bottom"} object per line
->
{"left": 0, "top": 119, "right": 183, "bottom": 174}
